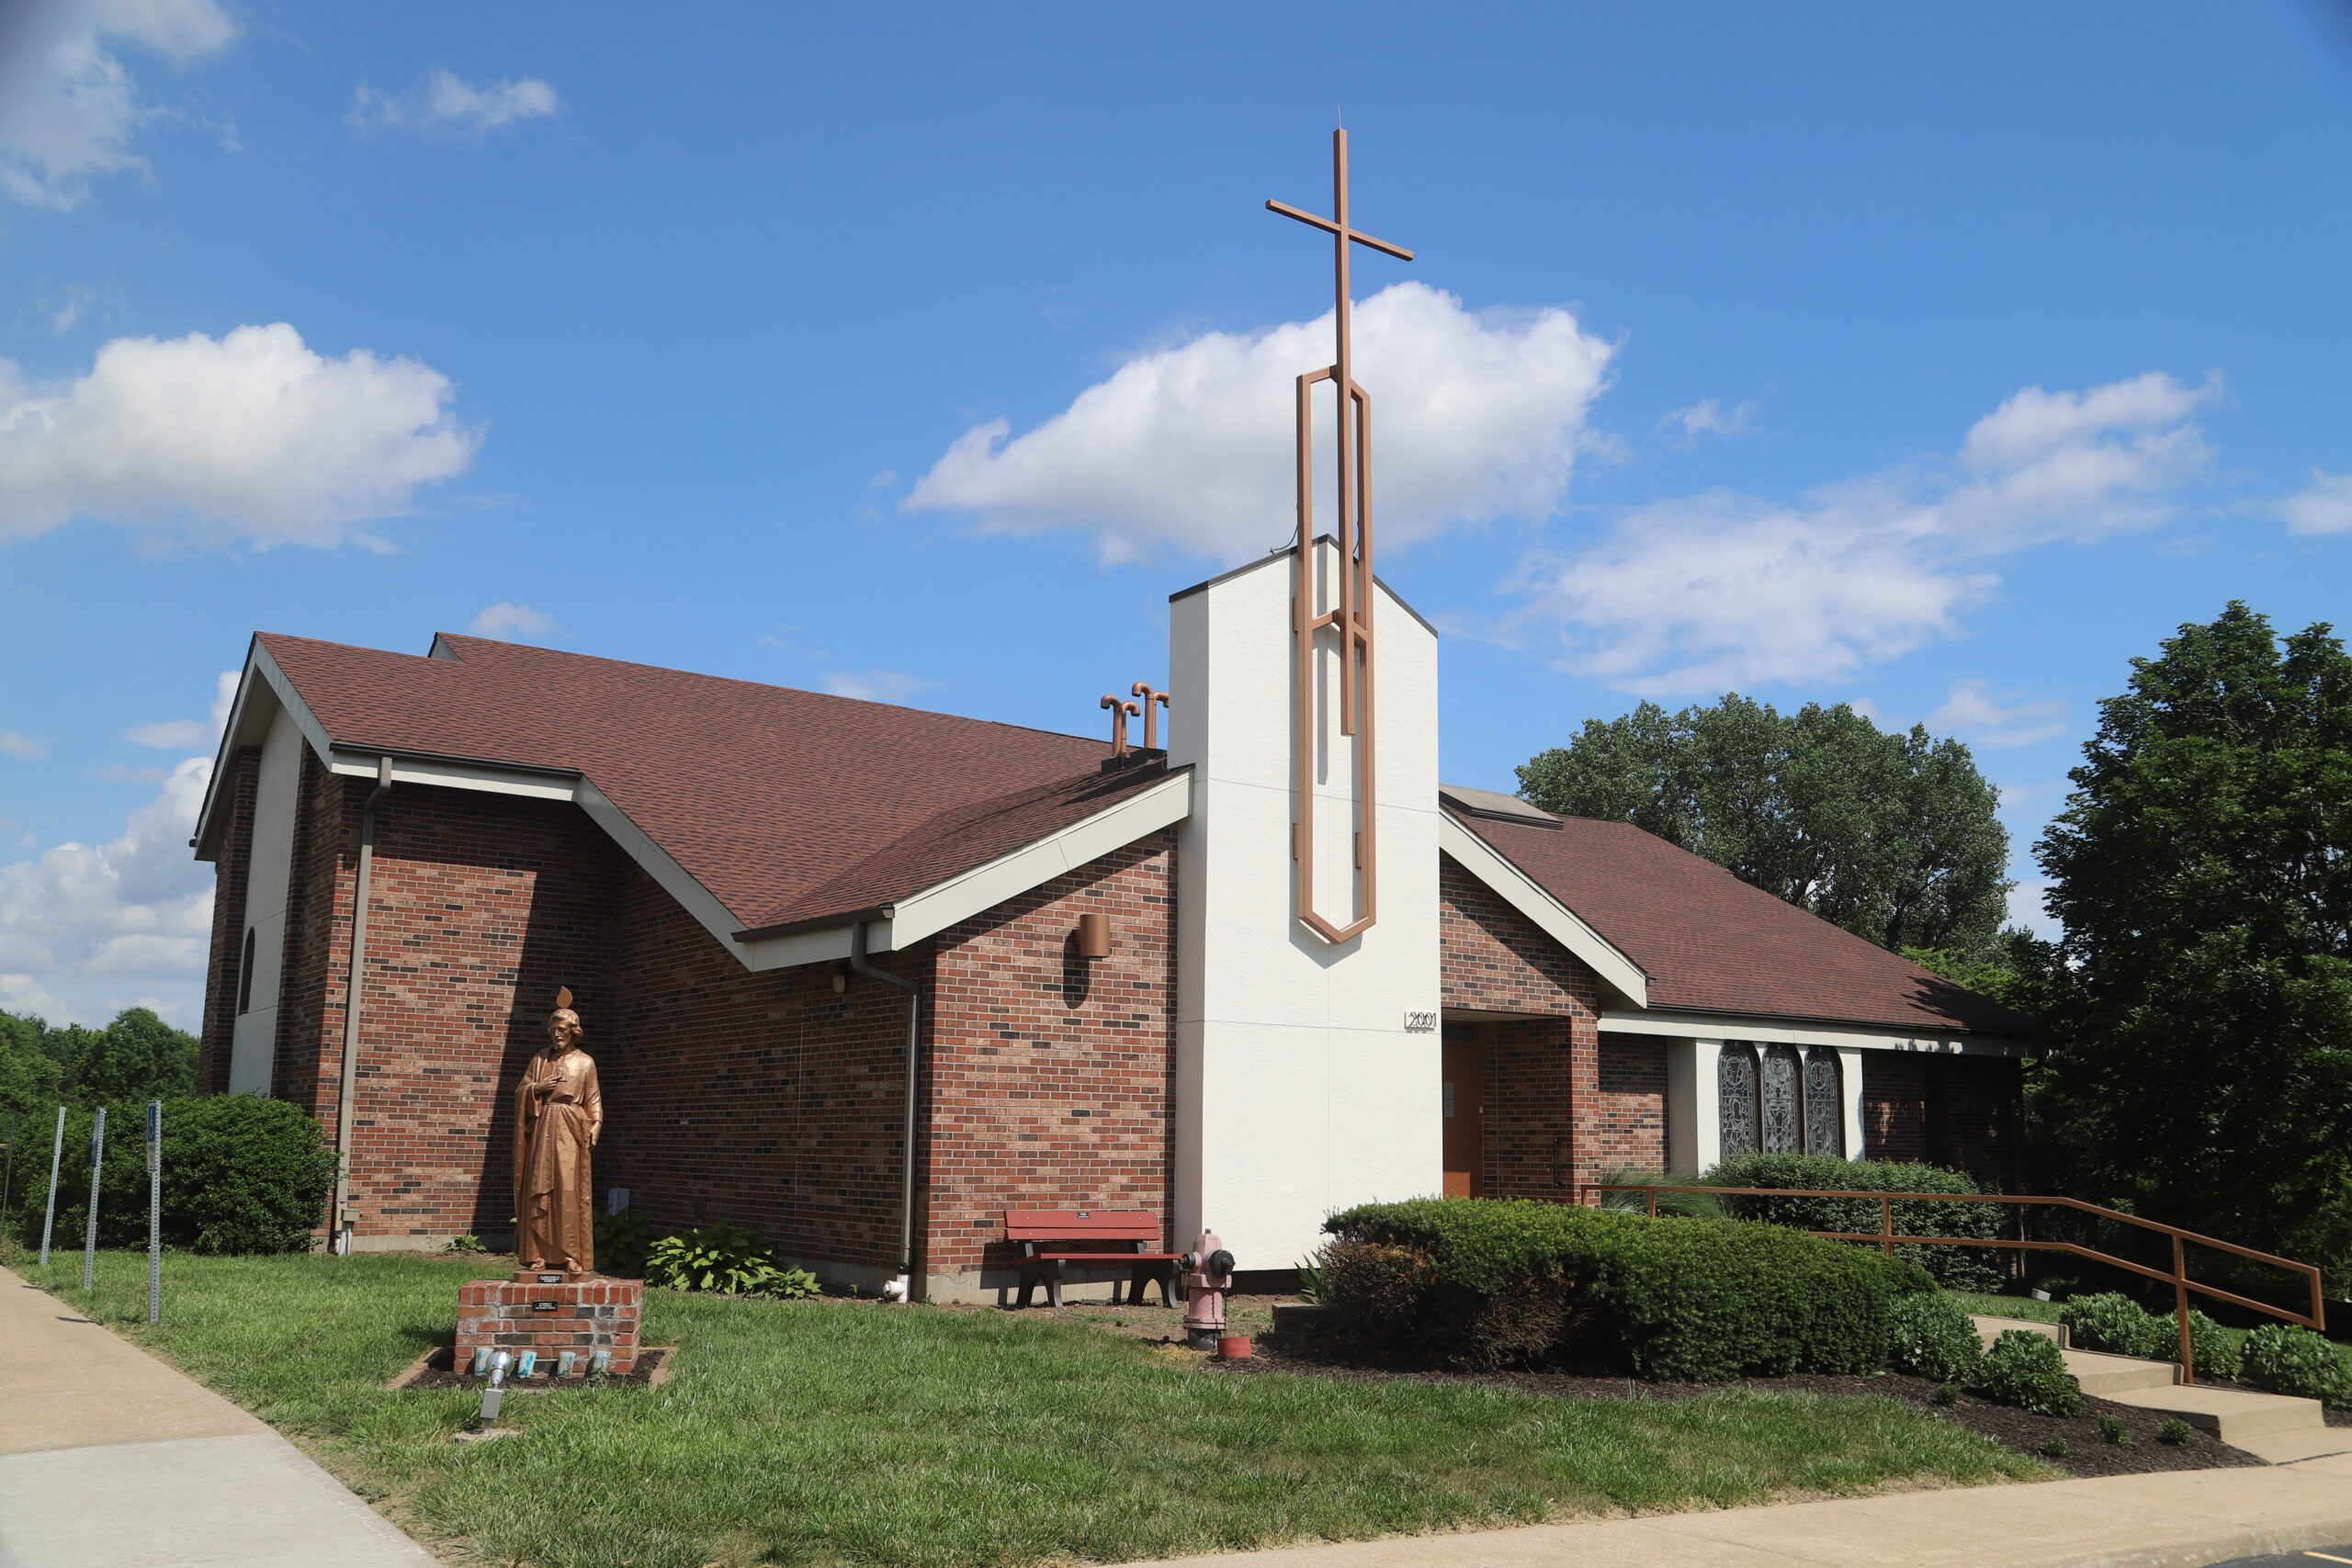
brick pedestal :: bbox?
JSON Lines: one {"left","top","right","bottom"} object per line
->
{"left": 458, "top": 1276, "right": 643, "bottom": 1373}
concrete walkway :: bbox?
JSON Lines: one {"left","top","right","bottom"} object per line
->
{"left": 1116, "top": 1451, "right": 2352, "bottom": 1568}
{"left": 0, "top": 1265, "right": 437, "bottom": 1568}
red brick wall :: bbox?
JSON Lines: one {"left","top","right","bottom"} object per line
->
{"left": 196, "top": 747, "right": 260, "bottom": 1094}
{"left": 1863, "top": 1053, "right": 1928, "bottom": 1164}
{"left": 1437, "top": 854, "right": 1611, "bottom": 1202}
{"left": 1593, "top": 1034, "right": 1668, "bottom": 1174}
{"left": 595, "top": 862, "right": 923, "bottom": 1276}
{"left": 1862, "top": 1052, "right": 2019, "bottom": 1190}
{"left": 922, "top": 832, "right": 1178, "bottom": 1282}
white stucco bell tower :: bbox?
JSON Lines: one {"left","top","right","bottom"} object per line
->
{"left": 1165, "top": 538, "right": 1442, "bottom": 1272}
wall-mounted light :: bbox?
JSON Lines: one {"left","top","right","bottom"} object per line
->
{"left": 831, "top": 961, "right": 850, "bottom": 994}
{"left": 1077, "top": 913, "right": 1110, "bottom": 961}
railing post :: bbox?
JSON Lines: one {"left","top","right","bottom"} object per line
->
{"left": 1880, "top": 1193, "right": 1894, "bottom": 1258}
{"left": 1647, "top": 1187, "right": 1657, "bottom": 1218}
{"left": 2172, "top": 1234, "right": 2195, "bottom": 1383}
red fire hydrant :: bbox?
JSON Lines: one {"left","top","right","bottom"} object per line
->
{"left": 1181, "top": 1229, "right": 1235, "bottom": 1351}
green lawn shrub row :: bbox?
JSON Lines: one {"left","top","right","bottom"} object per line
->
{"left": 2242, "top": 1325, "right": 2352, "bottom": 1408}
{"left": 3, "top": 1096, "right": 334, "bottom": 1255}
{"left": 2059, "top": 1292, "right": 2243, "bottom": 1377}
{"left": 1320, "top": 1197, "right": 1933, "bottom": 1380}
{"left": 1978, "top": 1329, "right": 2085, "bottom": 1416}
{"left": 1699, "top": 1152, "right": 2008, "bottom": 1292}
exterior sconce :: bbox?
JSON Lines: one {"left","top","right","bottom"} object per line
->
{"left": 831, "top": 962, "right": 849, "bottom": 994}
{"left": 1076, "top": 914, "right": 1111, "bottom": 961}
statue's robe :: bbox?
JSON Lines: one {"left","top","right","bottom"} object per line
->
{"left": 514, "top": 1047, "right": 602, "bottom": 1272}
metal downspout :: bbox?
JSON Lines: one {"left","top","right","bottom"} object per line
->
{"left": 849, "top": 919, "right": 920, "bottom": 1299}
{"left": 332, "top": 756, "right": 392, "bottom": 1256}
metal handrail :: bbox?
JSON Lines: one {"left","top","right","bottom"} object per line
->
{"left": 1584, "top": 1182, "right": 2328, "bottom": 1385}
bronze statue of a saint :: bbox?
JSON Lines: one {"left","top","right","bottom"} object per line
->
{"left": 514, "top": 987, "right": 603, "bottom": 1274}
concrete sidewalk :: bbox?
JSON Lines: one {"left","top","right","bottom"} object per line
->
{"left": 0, "top": 1264, "right": 437, "bottom": 1568}
{"left": 1119, "top": 1450, "right": 2352, "bottom": 1568}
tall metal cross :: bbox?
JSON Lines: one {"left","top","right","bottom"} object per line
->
{"left": 1268, "top": 128, "right": 1412, "bottom": 943}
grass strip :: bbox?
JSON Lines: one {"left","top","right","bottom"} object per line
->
{"left": 14, "top": 1250, "right": 2042, "bottom": 1568}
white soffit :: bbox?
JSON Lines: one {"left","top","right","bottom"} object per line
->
{"left": 1598, "top": 1009, "right": 2030, "bottom": 1057}
{"left": 1439, "top": 814, "right": 1648, "bottom": 1009}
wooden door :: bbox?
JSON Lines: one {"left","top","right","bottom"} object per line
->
{"left": 1442, "top": 1037, "right": 1484, "bottom": 1199}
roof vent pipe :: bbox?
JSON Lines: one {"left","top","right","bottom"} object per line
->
{"left": 850, "top": 920, "right": 921, "bottom": 1302}
{"left": 332, "top": 756, "right": 392, "bottom": 1257}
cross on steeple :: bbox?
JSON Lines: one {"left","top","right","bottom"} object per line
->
{"left": 1267, "top": 128, "right": 1413, "bottom": 944}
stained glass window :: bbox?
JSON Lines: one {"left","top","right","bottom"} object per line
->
{"left": 1718, "top": 1045, "right": 1758, "bottom": 1157}
{"left": 1803, "top": 1049, "right": 1843, "bottom": 1156}
{"left": 1761, "top": 1043, "right": 1802, "bottom": 1154}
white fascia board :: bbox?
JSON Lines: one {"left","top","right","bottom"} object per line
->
{"left": 1598, "top": 1009, "right": 2030, "bottom": 1057}
{"left": 881, "top": 769, "right": 1193, "bottom": 950}
{"left": 1439, "top": 815, "right": 1648, "bottom": 1009}
{"left": 195, "top": 642, "right": 336, "bottom": 858}
{"left": 328, "top": 750, "right": 577, "bottom": 802}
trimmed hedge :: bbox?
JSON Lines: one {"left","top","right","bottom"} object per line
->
{"left": 2243, "top": 1325, "right": 2352, "bottom": 1409}
{"left": 6, "top": 1096, "right": 336, "bottom": 1255}
{"left": 1886, "top": 1291, "right": 1984, "bottom": 1382}
{"left": 1702, "top": 1152, "right": 2007, "bottom": 1292}
{"left": 1321, "top": 1197, "right": 1932, "bottom": 1380}
{"left": 2060, "top": 1292, "right": 2244, "bottom": 1378}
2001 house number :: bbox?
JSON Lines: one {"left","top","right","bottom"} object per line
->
{"left": 1402, "top": 1010, "right": 1438, "bottom": 1032}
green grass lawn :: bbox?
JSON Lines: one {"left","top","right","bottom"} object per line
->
{"left": 9, "top": 1249, "right": 2042, "bottom": 1568}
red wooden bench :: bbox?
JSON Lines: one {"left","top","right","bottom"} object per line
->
{"left": 1005, "top": 1209, "right": 1182, "bottom": 1309}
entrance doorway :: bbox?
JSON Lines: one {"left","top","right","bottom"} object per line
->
{"left": 1442, "top": 1035, "right": 1484, "bottom": 1198}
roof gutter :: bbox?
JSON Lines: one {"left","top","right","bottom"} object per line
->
{"left": 332, "top": 756, "right": 393, "bottom": 1256}
{"left": 849, "top": 919, "right": 921, "bottom": 1302}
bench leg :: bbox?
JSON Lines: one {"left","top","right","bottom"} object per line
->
{"left": 1047, "top": 1262, "right": 1064, "bottom": 1311}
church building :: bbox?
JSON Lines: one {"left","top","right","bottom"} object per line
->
{"left": 190, "top": 131, "right": 2029, "bottom": 1300}
{"left": 190, "top": 540, "right": 2030, "bottom": 1300}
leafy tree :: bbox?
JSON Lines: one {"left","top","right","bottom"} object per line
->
{"left": 0, "top": 1006, "right": 197, "bottom": 1121}
{"left": 1517, "top": 694, "right": 2011, "bottom": 953}
{"left": 2031, "top": 604, "right": 2352, "bottom": 1289}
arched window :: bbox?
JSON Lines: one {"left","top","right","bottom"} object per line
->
{"left": 1803, "top": 1049, "right": 1844, "bottom": 1156}
{"left": 236, "top": 927, "right": 257, "bottom": 1014}
{"left": 1760, "top": 1044, "right": 1803, "bottom": 1154}
{"left": 1717, "top": 1044, "right": 1758, "bottom": 1157}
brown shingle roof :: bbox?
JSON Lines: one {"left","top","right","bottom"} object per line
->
{"left": 255, "top": 632, "right": 1167, "bottom": 931}
{"left": 1453, "top": 807, "right": 2032, "bottom": 1037}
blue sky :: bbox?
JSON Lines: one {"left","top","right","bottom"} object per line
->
{"left": 3, "top": 2, "right": 2349, "bottom": 1026}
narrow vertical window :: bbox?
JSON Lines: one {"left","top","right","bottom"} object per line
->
{"left": 1760, "top": 1043, "right": 1803, "bottom": 1154}
{"left": 1803, "top": 1049, "right": 1844, "bottom": 1156}
{"left": 1717, "top": 1045, "right": 1758, "bottom": 1157}
{"left": 236, "top": 927, "right": 257, "bottom": 1014}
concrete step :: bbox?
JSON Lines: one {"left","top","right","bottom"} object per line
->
{"left": 2098, "top": 1382, "right": 2327, "bottom": 1443}
{"left": 2062, "top": 1346, "right": 2183, "bottom": 1394}
{"left": 1973, "top": 1313, "right": 2068, "bottom": 1349}
{"left": 2232, "top": 1423, "right": 2352, "bottom": 1464}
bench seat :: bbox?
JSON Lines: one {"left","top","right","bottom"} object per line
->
{"left": 1004, "top": 1209, "right": 1179, "bottom": 1309}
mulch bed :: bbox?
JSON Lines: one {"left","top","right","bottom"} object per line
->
{"left": 389, "top": 1344, "right": 673, "bottom": 1391}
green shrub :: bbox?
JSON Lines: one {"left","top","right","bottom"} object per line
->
{"left": 1932, "top": 1382, "right": 1960, "bottom": 1405}
{"left": 2040, "top": 1436, "right": 2070, "bottom": 1458}
{"left": 594, "top": 1206, "right": 659, "bottom": 1278}
{"left": 2242, "top": 1324, "right": 2352, "bottom": 1409}
{"left": 643, "top": 1224, "right": 818, "bottom": 1298}
{"left": 2097, "top": 1414, "right": 2131, "bottom": 1445}
{"left": 1887, "top": 1292, "right": 1984, "bottom": 1382}
{"left": 1979, "top": 1329, "right": 2085, "bottom": 1416}
{"left": 443, "top": 1234, "right": 486, "bottom": 1254}
{"left": 2159, "top": 1418, "right": 2194, "bottom": 1447}
{"left": 1701, "top": 1151, "right": 2007, "bottom": 1292}
{"left": 1294, "top": 1252, "right": 1325, "bottom": 1303}
{"left": 2187, "top": 1311, "right": 2244, "bottom": 1379}
{"left": 2061, "top": 1292, "right": 2172, "bottom": 1359}
{"left": 6, "top": 1096, "right": 336, "bottom": 1255}
{"left": 1322, "top": 1197, "right": 1930, "bottom": 1379}
{"left": 1593, "top": 1166, "right": 1724, "bottom": 1219}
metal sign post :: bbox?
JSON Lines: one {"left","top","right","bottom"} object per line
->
{"left": 38, "top": 1105, "right": 64, "bottom": 1266}
{"left": 146, "top": 1101, "right": 162, "bottom": 1324}
{"left": 82, "top": 1106, "right": 105, "bottom": 1291}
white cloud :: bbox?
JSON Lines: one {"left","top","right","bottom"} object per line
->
{"left": 2278, "top": 470, "right": 2352, "bottom": 536}
{"left": 906, "top": 282, "right": 1615, "bottom": 564}
{"left": 1659, "top": 398, "right": 1758, "bottom": 447}
{"left": 124, "top": 717, "right": 206, "bottom": 749}
{"left": 0, "top": 322, "right": 478, "bottom": 547}
{"left": 470, "top": 602, "right": 557, "bottom": 639}
{"left": 1504, "top": 373, "right": 2220, "bottom": 695}
{"left": 0, "top": 728, "right": 49, "bottom": 759}
{"left": 1927, "top": 679, "right": 2069, "bottom": 747}
{"left": 349, "top": 70, "right": 560, "bottom": 137}
{"left": 0, "top": 0, "right": 237, "bottom": 209}
{"left": 822, "top": 670, "right": 932, "bottom": 704}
